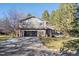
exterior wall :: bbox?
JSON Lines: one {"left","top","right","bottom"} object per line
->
{"left": 37, "top": 30, "right": 46, "bottom": 37}
{"left": 16, "top": 30, "right": 24, "bottom": 37}
{"left": 19, "top": 18, "right": 47, "bottom": 29}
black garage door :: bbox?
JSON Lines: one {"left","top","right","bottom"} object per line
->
{"left": 24, "top": 31, "right": 37, "bottom": 37}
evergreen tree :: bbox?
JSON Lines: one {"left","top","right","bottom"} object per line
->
{"left": 71, "top": 4, "right": 79, "bottom": 37}
{"left": 59, "top": 3, "right": 76, "bottom": 36}
{"left": 42, "top": 10, "right": 50, "bottom": 21}
{"left": 50, "top": 3, "right": 76, "bottom": 36}
{"left": 50, "top": 10, "right": 61, "bottom": 31}
{"left": 27, "top": 13, "right": 33, "bottom": 17}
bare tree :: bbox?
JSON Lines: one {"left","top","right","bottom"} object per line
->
{"left": 5, "top": 9, "right": 27, "bottom": 32}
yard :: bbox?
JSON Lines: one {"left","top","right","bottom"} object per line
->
{"left": 0, "top": 35, "right": 10, "bottom": 41}
{"left": 40, "top": 37, "right": 79, "bottom": 51}
{"left": 0, "top": 33, "right": 79, "bottom": 53}
{"left": 0, "top": 33, "right": 16, "bottom": 41}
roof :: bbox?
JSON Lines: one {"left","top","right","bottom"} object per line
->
{"left": 19, "top": 16, "right": 44, "bottom": 22}
{"left": 19, "top": 16, "right": 36, "bottom": 22}
{"left": 18, "top": 16, "right": 55, "bottom": 30}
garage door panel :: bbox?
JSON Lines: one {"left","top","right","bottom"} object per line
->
{"left": 24, "top": 31, "right": 37, "bottom": 37}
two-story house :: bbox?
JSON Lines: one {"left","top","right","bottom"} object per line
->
{"left": 16, "top": 16, "right": 48, "bottom": 37}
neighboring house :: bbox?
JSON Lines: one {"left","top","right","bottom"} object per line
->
{"left": 16, "top": 16, "right": 55, "bottom": 37}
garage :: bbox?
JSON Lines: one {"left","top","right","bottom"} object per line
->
{"left": 24, "top": 31, "right": 37, "bottom": 37}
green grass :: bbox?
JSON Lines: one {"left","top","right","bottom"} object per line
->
{"left": 0, "top": 33, "right": 16, "bottom": 41}
{"left": 0, "top": 35, "right": 11, "bottom": 41}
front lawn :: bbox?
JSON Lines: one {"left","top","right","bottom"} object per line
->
{"left": 0, "top": 33, "right": 16, "bottom": 41}
{"left": 40, "top": 37, "right": 78, "bottom": 51}
{"left": 0, "top": 35, "right": 10, "bottom": 41}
